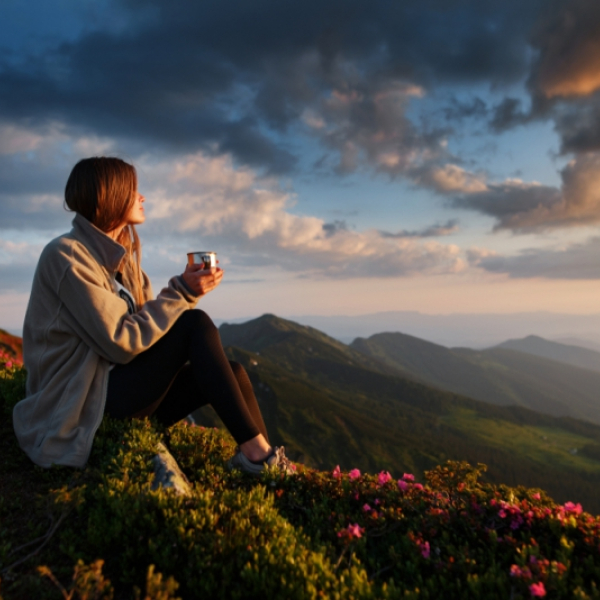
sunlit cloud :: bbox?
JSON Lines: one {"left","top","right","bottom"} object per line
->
{"left": 531, "top": 0, "right": 600, "bottom": 99}
{"left": 139, "top": 152, "right": 465, "bottom": 278}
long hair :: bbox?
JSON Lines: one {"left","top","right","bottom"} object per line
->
{"left": 65, "top": 157, "right": 145, "bottom": 308}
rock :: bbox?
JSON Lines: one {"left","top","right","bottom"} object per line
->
{"left": 151, "top": 442, "right": 192, "bottom": 496}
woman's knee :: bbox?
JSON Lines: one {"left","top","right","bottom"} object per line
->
{"left": 229, "top": 361, "right": 251, "bottom": 383}
{"left": 229, "top": 360, "right": 244, "bottom": 377}
{"left": 177, "top": 309, "right": 218, "bottom": 334}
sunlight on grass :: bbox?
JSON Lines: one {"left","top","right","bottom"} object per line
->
{"left": 443, "top": 408, "right": 600, "bottom": 473}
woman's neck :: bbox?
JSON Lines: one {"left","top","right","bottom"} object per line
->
{"left": 106, "top": 225, "right": 125, "bottom": 241}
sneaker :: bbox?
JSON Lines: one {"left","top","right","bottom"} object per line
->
{"left": 228, "top": 446, "right": 296, "bottom": 475}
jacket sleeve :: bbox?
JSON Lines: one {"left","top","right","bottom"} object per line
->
{"left": 56, "top": 246, "right": 199, "bottom": 364}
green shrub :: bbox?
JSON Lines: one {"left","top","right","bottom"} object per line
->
{"left": 2, "top": 364, "right": 600, "bottom": 599}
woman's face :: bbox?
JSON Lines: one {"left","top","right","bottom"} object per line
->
{"left": 124, "top": 191, "right": 145, "bottom": 226}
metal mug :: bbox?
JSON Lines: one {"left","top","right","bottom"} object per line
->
{"left": 187, "top": 251, "right": 217, "bottom": 269}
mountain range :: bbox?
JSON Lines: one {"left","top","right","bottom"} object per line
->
{"left": 5, "top": 318, "right": 600, "bottom": 511}
{"left": 350, "top": 332, "right": 600, "bottom": 425}
{"left": 494, "top": 334, "right": 600, "bottom": 374}
{"left": 206, "top": 314, "right": 600, "bottom": 512}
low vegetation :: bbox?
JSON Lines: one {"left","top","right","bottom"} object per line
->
{"left": 2, "top": 361, "right": 600, "bottom": 599}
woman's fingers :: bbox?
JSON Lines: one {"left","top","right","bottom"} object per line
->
{"left": 183, "top": 267, "right": 223, "bottom": 296}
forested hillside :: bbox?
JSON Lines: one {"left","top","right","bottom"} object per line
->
{"left": 215, "top": 315, "right": 600, "bottom": 512}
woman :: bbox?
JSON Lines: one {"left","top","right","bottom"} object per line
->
{"left": 13, "top": 156, "right": 292, "bottom": 474}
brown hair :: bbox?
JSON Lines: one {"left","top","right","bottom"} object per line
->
{"left": 65, "top": 157, "right": 145, "bottom": 308}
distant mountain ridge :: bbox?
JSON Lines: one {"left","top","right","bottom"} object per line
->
{"left": 494, "top": 335, "right": 600, "bottom": 374}
{"left": 349, "top": 331, "right": 600, "bottom": 426}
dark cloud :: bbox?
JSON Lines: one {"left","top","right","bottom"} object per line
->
{"left": 469, "top": 237, "right": 600, "bottom": 279}
{"left": 529, "top": 0, "right": 600, "bottom": 100}
{"left": 0, "top": 0, "right": 543, "bottom": 175}
{"left": 453, "top": 153, "right": 600, "bottom": 232}
{"left": 443, "top": 96, "right": 488, "bottom": 121}
{"left": 322, "top": 220, "right": 349, "bottom": 237}
{"left": 454, "top": 182, "right": 561, "bottom": 231}
{"left": 553, "top": 96, "right": 600, "bottom": 154}
{"left": 489, "top": 98, "right": 529, "bottom": 132}
{"left": 379, "top": 219, "right": 459, "bottom": 238}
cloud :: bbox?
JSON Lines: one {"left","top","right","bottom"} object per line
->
{"left": 530, "top": 0, "right": 600, "bottom": 99}
{"left": 453, "top": 153, "right": 600, "bottom": 232}
{"left": 0, "top": 0, "right": 541, "bottom": 177}
{"left": 0, "top": 122, "right": 116, "bottom": 230}
{"left": 379, "top": 219, "right": 459, "bottom": 238}
{"left": 304, "top": 78, "right": 452, "bottom": 176}
{"left": 0, "top": 239, "right": 43, "bottom": 292}
{"left": 489, "top": 1, "right": 600, "bottom": 150}
{"left": 414, "top": 164, "right": 487, "bottom": 193}
{"left": 468, "top": 237, "right": 600, "bottom": 279}
{"left": 136, "top": 152, "right": 465, "bottom": 278}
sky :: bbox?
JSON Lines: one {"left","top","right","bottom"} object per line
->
{"left": 3, "top": 0, "right": 600, "bottom": 335}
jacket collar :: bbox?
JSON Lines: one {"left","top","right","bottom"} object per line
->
{"left": 71, "top": 213, "right": 127, "bottom": 273}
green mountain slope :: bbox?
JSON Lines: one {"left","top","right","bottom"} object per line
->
{"left": 213, "top": 315, "right": 600, "bottom": 512}
{"left": 350, "top": 331, "right": 600, "bottom": 425}
{"left": 495, "top": 334, "right": 600, "bottom": 373}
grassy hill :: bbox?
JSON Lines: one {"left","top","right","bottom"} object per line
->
{"left": 2, "top": 364, "right": 600, "bottom": 599}
{"left": 350, "top": 331, "right": 600, "bottom": 425}
{"left": 214, "top": 315, "right": 600, "bottom": 513}
{"left": 494, "top": 335, "right": 600, "bottom": 374}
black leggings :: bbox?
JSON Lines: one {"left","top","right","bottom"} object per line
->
{"left": 105, "top": 310, "right": 268, "bottom": 445}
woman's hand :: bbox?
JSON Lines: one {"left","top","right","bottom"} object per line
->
{"left": 182, "top": 263, "right": 223, "bottom": 297}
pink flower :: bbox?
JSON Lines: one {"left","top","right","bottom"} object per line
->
{"left": 498, "top": 509, "right": 507, "bottom": 518}
{"left": 377, "top": 471, "right": 392, "bottom": 486}
{"left": 374, "top": 498, "right": 380, "bottom": 505}
{"left": 563, "top": 502, "right": 583, "bottom": 515}
{"left": 332, "top": 465, "right": 341, "bottom": 479}
{"left": 529, "top": 582, "right": 546, "bottom": 597}
{"left": 353, "top": 492, "right": 359, "bottom": 500}
{"left": 363, "top": 503, "right": 372, "bottom": 512}
{"left": 532, "top": 493, "right": 541, "bottom": 500}
{"left": 398, "top": 480, "right": 408, "bottom": 492}
{"left": 420, "top": 541, "right": 430, "bottom": 559}
{"left": 510, "top": 565, "right": 521, "bottom": 577}
{"left": 413, "top": 483, "right": 424, "bottom": 491}
{"left": 5, "top": 361, "right": 12, "bottom": 369}
{"left": 349, "top": 468, "right": 361, "bottom": 481}
{"left": 402, "top": 473, "right": 415, "bottom": 481}
{"left": 347, "top": 523, "right": 364, "bottom": 538}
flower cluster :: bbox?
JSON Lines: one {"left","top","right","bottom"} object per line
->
{"left": 0, "top": 348, "right": 22, "bottom": 371}
{"left": 264, "top": 460, "right": 600, "bottom": 598}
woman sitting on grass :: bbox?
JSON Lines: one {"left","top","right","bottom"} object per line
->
{"left": 13, "top": 156, "right": 292, "bottom": 475}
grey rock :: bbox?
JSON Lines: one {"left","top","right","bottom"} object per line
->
{"left": 151, "top": 442, "right": 192, "bottom": 496}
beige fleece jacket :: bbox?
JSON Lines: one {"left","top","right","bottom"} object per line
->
{"left": 13, "top": 213, "right": 199, "bottom": 468}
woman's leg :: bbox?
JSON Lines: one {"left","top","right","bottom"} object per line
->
{"left": 153, "top": 361, "right": 269, "bottom": 442}
{"left": 106, "top": 310, "right": 270, "bottom": 454}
